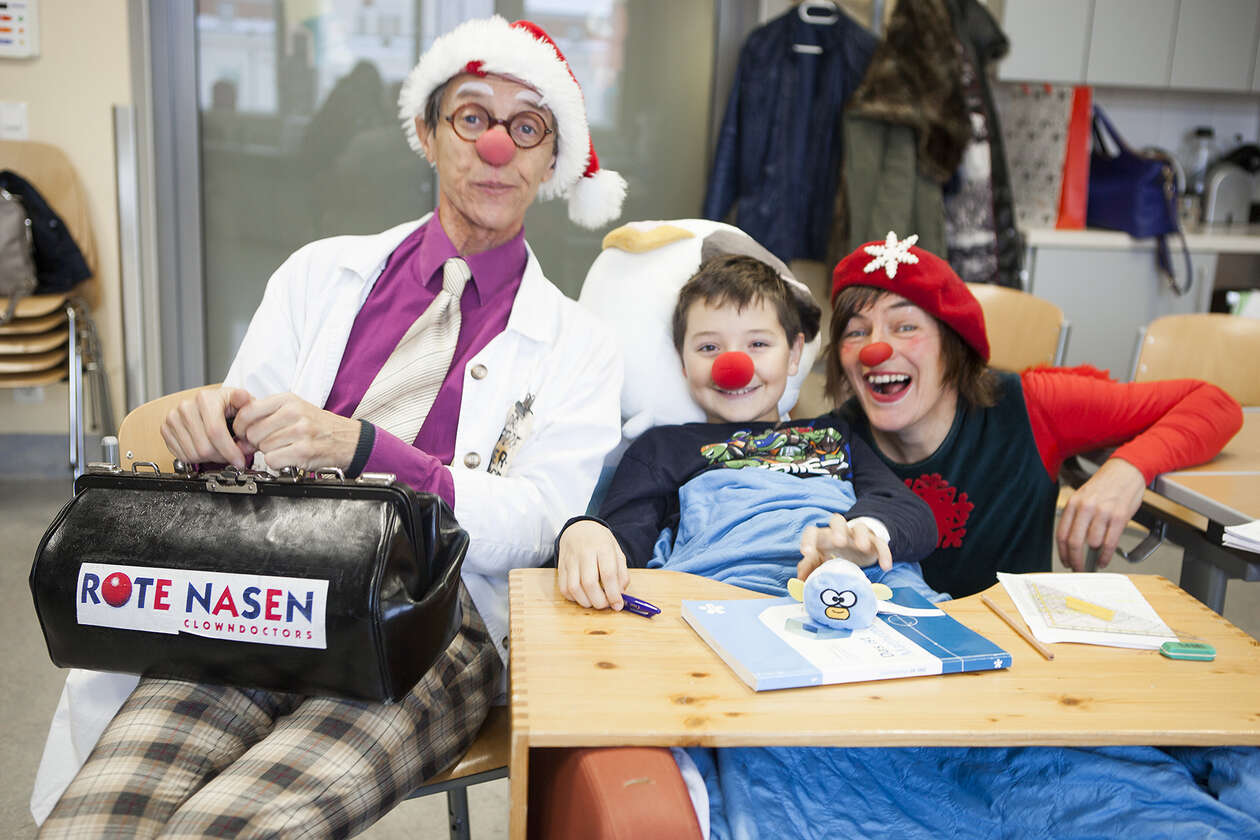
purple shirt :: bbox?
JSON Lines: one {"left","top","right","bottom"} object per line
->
{"left": 323, "top": 215, "right": 527, "bottom": 504}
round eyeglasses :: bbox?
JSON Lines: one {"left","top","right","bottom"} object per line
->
{"left": 444, "top": 102, "right": 554, "bottom": 150}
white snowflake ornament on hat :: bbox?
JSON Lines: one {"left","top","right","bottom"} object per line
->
{"left": 863, "top": 231, "right": 920, "bottom": 278}
{"left": 398, "top": 15, "right": 627, "bottom": 229}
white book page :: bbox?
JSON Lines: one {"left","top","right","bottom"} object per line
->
{"left": 996, "top": 572, "right": 1176, "bottom": 650}
{"left": 1223, "top": 520, "right": 1260, "bottom": 552}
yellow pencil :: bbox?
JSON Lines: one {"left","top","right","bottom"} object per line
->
{"left": 981, "top": 594, "right": 1055, "bottom": 661}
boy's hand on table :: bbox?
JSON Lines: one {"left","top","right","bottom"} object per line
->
{"left": 557, "top": 520, "right": 631, "bottom": 611}
{"left": 798, "top": 513, "right": 893, "bottom": 580}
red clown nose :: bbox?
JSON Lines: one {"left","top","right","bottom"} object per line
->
{"left": 475, "top": 128, "right": 517, "bottom": 166}
{"left": 711, "top": 351, "right": 755, "bottom": 390}
{"left": 858, "top": 342, "right": 893, "bottom": 367}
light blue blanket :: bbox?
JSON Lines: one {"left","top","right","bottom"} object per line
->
{"left": 650, "top": 470, "right": 1260, "bottom": 839}
{"left": 647, "top": 467, "right": 938, "bottom": 601}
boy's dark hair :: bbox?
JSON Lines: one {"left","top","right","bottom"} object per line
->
{"left": 672, "top": 254, "right": 812, "bottom": 352}
{"left": 824, "top": 285, "right": 999, "bottom": 409}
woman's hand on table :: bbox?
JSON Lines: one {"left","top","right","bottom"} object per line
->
{"left": 557, "top": 520, "right": 631, "bottom": 610}
{"left": 798, "top": 513, "right": 893, "bottom": 580}
{"left": 1057, "top": 457, "right": 1147, "bottom": 571}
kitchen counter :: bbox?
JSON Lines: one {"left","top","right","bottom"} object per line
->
{"left": 1024, "top": 224, "right": 1260, "bottom": 253}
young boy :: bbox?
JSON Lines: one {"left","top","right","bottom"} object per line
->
{"left": 558, "top": 254, "right": 939, "bottom": 610}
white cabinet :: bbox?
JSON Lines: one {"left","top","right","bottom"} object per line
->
{"left": 1027, "top": 245, "right": 1215, "bottom": 377}
{"left": 1001, "top": 0, "right": 1260, "bottom": 92}
{"left": 1086, "top": 0, "right": 1178, "bottom": 87}
{"left": 998, "top": 0, "right": 1091, "bottom": 83}
{"left": 1170, "top": 0, "right": 1260, "bottom": 91}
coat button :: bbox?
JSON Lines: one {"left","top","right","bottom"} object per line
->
{"left": 463, "top": 452, "right": 481, "bottom": 469}
{"left": 470, "top": 364, "right": 488, "bottom": 380}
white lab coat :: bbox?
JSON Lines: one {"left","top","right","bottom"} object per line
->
{"left": 31, "top": 215, "right": 623, "bottom": 823}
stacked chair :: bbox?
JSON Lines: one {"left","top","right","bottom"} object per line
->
{"left": 0, "top": 139, "right": 112, "bottom": 478}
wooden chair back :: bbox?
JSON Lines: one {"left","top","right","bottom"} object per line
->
{"left": 1130, "top": 314, "right": 1260, "bottom": 406}
{"left": 117, "top": 384, "right": 220, "bottom": 471}
{"left": 966, "top": 282, "right": 1068, "bottom": 373}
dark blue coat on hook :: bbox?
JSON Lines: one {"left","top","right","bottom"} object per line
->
{"left": 702, "top": 8, "right": 876, "bottom": 263}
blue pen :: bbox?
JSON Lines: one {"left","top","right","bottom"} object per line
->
{"left": 620, "top": 594, "right": 660, "bottom": 618}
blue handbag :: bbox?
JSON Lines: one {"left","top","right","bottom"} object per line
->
{"left": 1087, "top": 106, "right": 1192, "bottom": 295}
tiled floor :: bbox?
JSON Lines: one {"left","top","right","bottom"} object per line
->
{"left": 5, "top": 477, "right": 1256, "bottom": 838}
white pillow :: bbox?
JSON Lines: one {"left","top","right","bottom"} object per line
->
{"left": 579, "top": 219, "right": 821, "bottom": 440}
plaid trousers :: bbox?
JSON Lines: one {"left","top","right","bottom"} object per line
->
{"left": 40, "top": 584, "right": 500, "bottom": 840}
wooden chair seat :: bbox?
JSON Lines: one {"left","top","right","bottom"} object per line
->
{"left": 0, "top": 346, "right": 66, "bottom": 374}
{"left": 0, "top": 293, "right": 70, "bottom": 320}
{"left": 422, "top": 706, "right": 509, "bottom": 786}
{"left": 0, "top": 327, "right": 68, "bottom": 355}
{"left": 0, "top": 367, "right": 65, "bottom": 387}
{"left": 0, "top": 308, "right": 67, "bottom": 335}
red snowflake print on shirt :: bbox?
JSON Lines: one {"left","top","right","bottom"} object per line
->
{"left": 906, "top": 473, "right": 974, "bottom": 549}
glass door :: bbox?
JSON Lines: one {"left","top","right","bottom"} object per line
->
{"left": 192, "top": 0, "right": 717, "bottom": 379}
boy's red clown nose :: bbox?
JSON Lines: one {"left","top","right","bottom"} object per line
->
{"left": 711, "top": 351, "right": 755, "bottom": 390}
{"left": 475, "top": 128, "right": 516, "bottom": 166}
{"left": 859, "top": 342, "right": 893, "bottom": 367}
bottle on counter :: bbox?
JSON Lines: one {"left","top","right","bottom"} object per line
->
{"left": 1179, "top": 126, "right": 1219, "bottom": 226}
{"left": 1185, "top": 126, "right": 1219, "bottom": 198}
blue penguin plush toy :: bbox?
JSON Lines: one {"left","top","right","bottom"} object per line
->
{"left": 787, "top": 558, "right": 892, "bottom": 632}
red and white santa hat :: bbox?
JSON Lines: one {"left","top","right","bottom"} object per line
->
{"left": 398, "top": 16, "right": 627, "bottom": 229}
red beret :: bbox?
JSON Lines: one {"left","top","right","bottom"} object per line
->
{"left": 830, "top": 232, "right": 990, "bottom": 362}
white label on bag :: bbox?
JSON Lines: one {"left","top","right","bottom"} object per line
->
{"left": 76, "top": 563, "right": 328, "bottom": 649}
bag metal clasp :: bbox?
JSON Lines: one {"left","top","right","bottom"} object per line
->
{"left": 205, "top": 466, "right": 258, "bottom": 494}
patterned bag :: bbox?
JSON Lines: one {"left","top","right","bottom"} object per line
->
{"left": 0, "top": 187, "right": 37, "bottom": 324}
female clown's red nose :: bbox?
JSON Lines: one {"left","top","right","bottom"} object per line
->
{"left": 858, "top": 342, "right": 893, "bottom": 367}
{"left": 475, "top": 128, "right": 517, "bottom": 167}
{"left": 711, "top": 351, "right": 755, "bottom": 390}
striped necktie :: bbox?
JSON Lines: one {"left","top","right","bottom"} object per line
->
{"left": 353, "top": 256, "right": 470, "bottom": 444}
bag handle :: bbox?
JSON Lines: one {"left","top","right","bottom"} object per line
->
{"left": 1091, "top": 105, "right": 1136, "bottom": 159}
{"left": 1155, "top": 171, "right": 1192, "bottom": 296}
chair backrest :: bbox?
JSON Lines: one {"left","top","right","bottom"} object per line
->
{"left": 117, "top": 384, "right": 220, "bottom": 471}
{"left": 1130, "top": 314, "right": 1260, "bottom": 406}
{"left": 965, "top": 283, "right": 1068, "bottom": 373}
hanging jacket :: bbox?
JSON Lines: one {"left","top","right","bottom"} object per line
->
{"left": 702, "top": 8, "right": 877, "bottom": 264}
{"left": 0, "top": 170, "right": 91, "bottom": 293}
{"left": 841, "top": 0, "right": 970, "bottom": 263}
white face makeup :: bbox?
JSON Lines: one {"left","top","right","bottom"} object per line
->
{"left": 514, "top": 89, "right": 545, "bottom": 107}
{"left": 453, "top": 80, "right": 496, "bottom": 99}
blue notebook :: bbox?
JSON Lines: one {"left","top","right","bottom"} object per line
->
{"left": 681, "top": 586, "right": 1011, "bottom": 691}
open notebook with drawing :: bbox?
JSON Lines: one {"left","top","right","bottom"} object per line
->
{"left": 997, "top": 572, "right": 1177, "bottom": 650}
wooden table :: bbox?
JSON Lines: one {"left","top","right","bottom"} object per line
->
{"left": 507, "top": 567, "right": 1260, "bottom": 838}
{"left": 1146, "top": 408, "right": 1260, "bottom": 611}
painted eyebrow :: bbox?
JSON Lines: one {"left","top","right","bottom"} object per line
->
{"left": 514, "top": 89, "right": 544, "bottom": 106}
{"left": 452, "top": 80, "right": 495, "bottom": 98}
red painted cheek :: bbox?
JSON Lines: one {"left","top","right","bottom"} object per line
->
{"left": 711, "top": 351, "right": 755, "bottom": 390}
{"left": 475, "top": 129, "right": 516, "bottom": 166}
{"left": 858, "top": 342, "right": 893, "bottom": 367}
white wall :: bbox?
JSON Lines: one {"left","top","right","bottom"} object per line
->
{"left": 0, "top": 0, "right": 130, "bottom": 438}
